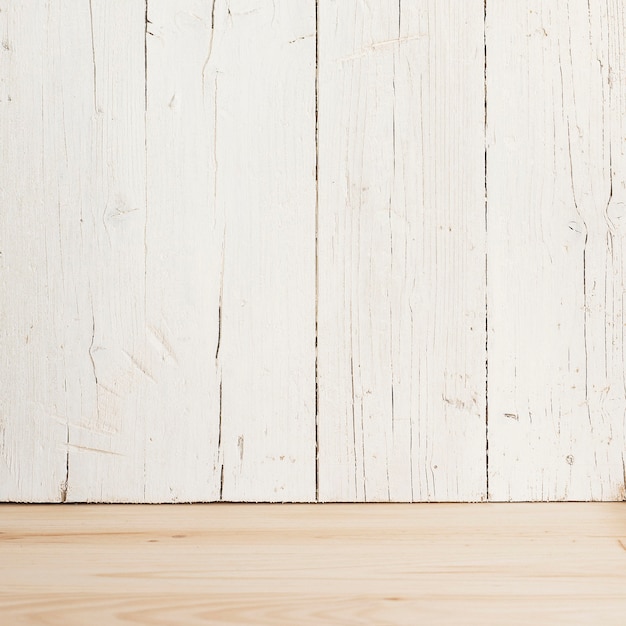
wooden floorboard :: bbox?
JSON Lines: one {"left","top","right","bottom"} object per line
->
{"left": 1, "top": 504, "right": 625, "bottom": 624}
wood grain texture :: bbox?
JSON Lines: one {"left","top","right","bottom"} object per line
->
{"left": 142, "top": 0, "right": 222, "bottom": 503}
{"left": 145, "top": 0, "right": 316, "bottom": 502}
{"left": 144, "top": 0, "right": 317, "bottom": 502}
{"left": 2, "top": 503, "right": 626, "bottom": 624}
{"left": 0, "top": 0, "right": 148, "bottom": 502}
{"left": 0, "top": 0, "right": 316, "bottom": 502}
{"left": 3, "top": 0, "right": 626, "bottom": 502}
{"left": 67, "top": 0, "right": 148, "bottom": 503}
{"left": 196, "top": 0, "right": 317, "bottom": 501}
{"left": 0, "top": 0, "right": 67, "bottom": 501}
{"left": 317, "top": 0, "right": 487, "bottom": 501}
{"left": 487, "top": 0, "right": 626, "bottom": 500}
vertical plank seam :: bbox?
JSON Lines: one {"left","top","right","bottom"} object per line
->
{"left": 484, "top": 0, "right": 489, "bottom": 501}
{"left": 315, "top": 0, "right": 320, "bottom": 503}
{"left": 206, "top": 0, "right": 221, "bottom": 501}
{"left": 62, "top": 432, "right": 69, "bottom": 503}
{"left": 218, "top": 379, "right": 224, "bottom": 500}
{"left": 217, "top": 218, "right": 225, "bottom": 501}
{"left": 143, "top": 0, "right": 149, "bottom": 501}
{"left": 622, "top": 455, "right": 626, "bottom": 500}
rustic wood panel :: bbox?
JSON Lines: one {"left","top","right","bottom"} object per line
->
{"left": 142, "top": 0, "right": 221, "bottom": 502}
{"left": 196, "top": 0, "right": 317, "bottom": 501}
{"left": 0, "top": 0, "right": 69, "bottom": 501}
{"left": 487, "top": 0, "right": 626, "bottom": 500}
{"left": 0, "top": 0, "right": 148, "bottom": 502}
{"left": 317, "top": 0, "right": 487, "bottom": 501}
{"left": 3, "top": 0, "right": 626, "bottom": 502}
{"left": 144, "top": 0, "right": 317, "bottom": 502}
{"left": 0, "top": 0, "right": 316, "bottom": 502}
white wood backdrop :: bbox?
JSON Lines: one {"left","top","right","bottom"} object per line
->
{"left": 487, "top": 0, "right": 626, "bottom": 501}
{"left": 317, "top": 0, "right": 486, "bottom": 502}
{"left": 0, "top": 0, "right": 624, "bottom": 502}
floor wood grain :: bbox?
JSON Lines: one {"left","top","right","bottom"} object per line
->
{"left": 1, "top": 504, "right": 626, "bottom": 624}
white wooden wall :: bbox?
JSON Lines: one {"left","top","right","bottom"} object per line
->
{"left": 0, "top": 0, "right": 624, "bottom": 502}
{"left": 487, "top": 0, "right": 626, "bottom": 501}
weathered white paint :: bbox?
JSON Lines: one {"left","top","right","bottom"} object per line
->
{"left": 144, "top": 0, "right": 316, "bottom": 502}
{"left": 198, "top": 0, "right": 317, "bottom": 501}
{"left": 0, "top": 0, "right": 148, "bottom": 502}
{"left": 0, "top": 0, "right": 315, "bottom": 503}
{"left": 487, "top": 0, "right": 626, "bottom": 501}
{"left": 143, "top": 0, "right": 222, "bottom": 502}
{"left": 1, "top": 0, "right": 625, "bottom": 502}
{"left": 0, "top": 0, "right": 70, "bottom": 502}
{"left": 317, "top": 0, "right": 487, "bottom": 501}
{"left": 65, "top": 0, "right": 148, "bottom": 503}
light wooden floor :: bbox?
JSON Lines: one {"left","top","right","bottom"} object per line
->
{"left": 1, "top": 504, "right": 625, "bottom": 625}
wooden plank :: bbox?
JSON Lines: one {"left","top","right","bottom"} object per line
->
{"left": 487, "top": 0, "right": 626, "bottom": 500}
{"left": 215, "top": 0, "right": 315, "bottom": 502}
{"left": 317, "top": 0, "right": 487, "bottom": 501}
{"left": 65, "top": 0, "right": 148, "bottom": 502}
{"left": 0, "top": 0, "right": 316, "bottom": 503}
{"left": 145, "top": 0, "right": 317, "bottom": 502}
{"left": 0, "top": 1, "right": 67, "bottom": 501}
{"left": 0, "top": 1, "right": 147, "bottom": 501}
{"left": 142, "top": 0, "right": 221, "bottom": 502}
{"left": 1, "top": 503, "right": 626, "bottom": 624}
{"left": 210, "top": 0, "right": 317, "bottom": 501}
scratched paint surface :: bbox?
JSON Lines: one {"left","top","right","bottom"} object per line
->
{"left": 0, "top": 0, "right": 624, "bottom": 501}
{"left": 316, "top": 0, "right": 487, "bottom": 502}
{"left": 487, "top": 0, "right": 626, "bottom": 501}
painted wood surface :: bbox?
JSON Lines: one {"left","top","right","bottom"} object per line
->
{"left": 2, "top": 504, "right": 626, "bottom": 624}
{"left": 487, "top": 0, "right": 626, "bottom": 501}
{"left": 0, "top": 0, "right": 148, "bottom": 502}
{"left": 1, "top": 0, "right": 626, "bottom": 502}
{"left": 143, "top": 0, "right": 317, "bottom": 503}
{"left": 0, "top": 0, "right": 69, "bottom": 501}
{"left": 0, "top": 0, "right": 316, "bottom": 503}
{"left": 317, "top": 0, "right": 486, "bottom": 501}
{"left": 143, "top": 0, "right": 221, "bottom": 503}
{"left": 144, "top": 0, "right": 316, "bottom": 502}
